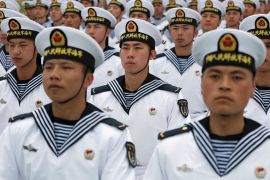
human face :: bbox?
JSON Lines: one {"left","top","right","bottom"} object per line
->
{"left": 35, "top": 6, "right": 48, "bottom": 19}
{"left": 84, "top": 23, "right": 110, "bottom": 46}
{"left": 63, "top": 12, "right": 82, "bottom": 29}
{"left": 243, "top": 4, "right": 256, "bottom": 18}
{"left": 43, "top": 59, "right": 93, "bottom": 103}
{"left": 201, "top": 12, "right": 221, "bottom": 33}
{"left": 50, "top": 6, "right": 62, "bottom": 22}
{"left": 153, "top": 3, "right": 164, "bottom": 17}
{"left": 120, "top": 41, "right": 156, "bottom": 75}
{"left": 25, "top": 7, "right": 37, "bottom": 20}
{"left": 0, "top": 29, "right": 7, "bottom": 45}
{"left": 225, "top": 10, "right": 242, "bottom": 28}
{"left": 258, "top": 2, "right": 267, "bottom": 14}
{"left": 169, "top": 24, "right": 197, "bottom": 48}
{"left": 201, "top": 66, "right": 255, "bottom": 117}
{"left": 129, "top": 12, "right": 149, "bottom": 21}
{"left": 257, "top": 39, "right": 270, "bottom": 72}
{"left": 107, "top": 4, "right": 123, "bottom": 20}
{"left": 81, "top": 0, "right": 94, "bottom": 7}
{"left": 8, "top": 38, "right": 37, "bottom": 68}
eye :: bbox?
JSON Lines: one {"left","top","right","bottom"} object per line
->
{"left": 209, "top": 74, "right": 220, "bottom": 80}
{"left": 232, "top": 75, "right": 243, "bottom": 81}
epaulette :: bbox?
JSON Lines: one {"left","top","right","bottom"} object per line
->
{"left": 158, "top": 84, "right": 181, "bottom": 93}
{"left": 113, "top": 52, "right": 120, "bottom": 57}
{"left": 154, "top": 53, "right": 166, "bottom": 60}
{"left": 101, "top": 118, "right": 127, "bottom": 131}
{"left": 0, "top": 75, "right": 7, "bottom": 81}
{"left": 91, "top": 85, "right": 110, "bottom": 95}
{"left": 9, "top": 112, "right": 33, "bottom": 123}
{"left": 158, "top": 125, "right": 191, "bottom": 140}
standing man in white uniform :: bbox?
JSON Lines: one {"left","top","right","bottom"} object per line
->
{"left": 89, "top": 18, "right": 190, "bottom": 179}
{"left": 143, "top": 29, "right": 270, "bottom": 180}
{"left": 150, "top": 7, "right": 207, "bottom": 119}
{"left": 240, "top": 14, "right": 270, "bottom": 128}
{"left": 0, "top": 17, "right": 51, "bottom": 134}
{"left": 0, "top": 26, "right": 136, "bottom": 180}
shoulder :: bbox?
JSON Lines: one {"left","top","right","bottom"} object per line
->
{"left": 158, "top": 125, "right": 191, "bottom": 140}
{"left": 91, "top": 84, "right": 111, "bottom": 95}
{"left": 157, "top": 84, "right": 181, "bottom": 93}
{"left": 9, "top": 112, "right": 33, "bottom": 123}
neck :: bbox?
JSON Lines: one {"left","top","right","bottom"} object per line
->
{"left": 174, "top": 45, "right": 192, "bottom": 57}
{"left": 256, "top": 71, "right": 270, "bottom": 87}
{"left": 124, "top": 68, "right": 148, "bottom": 91}
{"left": 52, "top": 95, "right": 86, "bottom": 121}
{"left": 16, "top": 60, "right": 37, "bottom": 81}
{"left": 53, "top": 19, "right": 63, "bottom": 26}
{"left": 100, "top": 40, "right": 107, "bottom": 50}
{"left": 36, "top": 17, "right": 47, "bottom": 25}
{"left": 154, "top": 14, "right": 163, "bottom": 19}
{"left": 227, "top": 25, "right": 239, "bottom": 29}
{"left": 209, "top": 113, "right": 245, "bottom": 136}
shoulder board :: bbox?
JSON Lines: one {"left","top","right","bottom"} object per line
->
{"left": 0, "top": 75, "right": 7, "bottom": 81}
{"left": 113, "top": 52, "right": 120, "bottom": 57}
{"left": 158, "top": 125, "right": 191, "bottom": 140}
{"left": 101, "top": 118, "right": 127, "bottom": 131}
{"left": 154, "top": 53, "right": 166, "bottom": 60}
{"left": 158, "top": 84, "right": 181, "bottom": 93}
{"left": 91, "top": 85, "right": 111, "bottom": 95}
{"left": 9, "top": 112, "right": 33, "bottom": 123}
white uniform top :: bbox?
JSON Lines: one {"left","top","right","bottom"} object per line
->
{"left": 144, "top": 118, "right": 270, "bottom": 180}
{"left": 244, "top": 89, "right": 270, "bottom": 128}
{"left": 149, "top": 51, "right": 207, "bottom": 119}
{"left": 89, "top": 74, "right": 191, "bottom": 179}
{"left": 0, "top": 67, "right": 51, "bottom": 134}
{"left": 0, "top": 103, "right": 135, "bottom": 180}
{"left": 90, "top": 46, "right": 124, "bottom": 88}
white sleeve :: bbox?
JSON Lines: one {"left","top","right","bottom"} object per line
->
{"left": 101, "top": 128, "right": 136, "bottom": 180}
{"left": 143, "top": 144, "right": 166, "bottom": 180}
{"left": 0, "top": 126, "right": 20, "bottom": 180}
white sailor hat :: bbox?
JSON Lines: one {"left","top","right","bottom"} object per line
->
{"left": 126, "top": 0, "right": 154, "bottom": 18}
{"left": 0, "top": 0, "right": 20, "bottom": 11}
{"left": 166, "top": 7, "right": 201, "bottom": 27}
{"left": 243, "top": 0, "right": 260, "bottom": 9}
{"left": 81, "top": 7, "right": 117, "bottom": 28}
{"left": 61, "top": 0, "right": 84, "bottom": 15}
{"left": 198, "top": 0, "right": 225, "bottom": 17}
{"left": 21, "top": 0, "right": 36, "bottom": 9}
{"left": 0, "top": 8, "right": 27, "bottom": 23}
{"left": 164, "top": 0, "right": 187, "bottom": 11}
{"left": 186, "top": 0, "right": 198, "bottom": 8}
{"left": 35, "top": 26, "right": 104, "bottom": 72}
{"left": 106, "top": 0, "right": 126, "bottom": 11}
{"left": 7, "top": 0, "right": 20, "bottom": 10}
{"left": 35, "top": 0, "right": 50, "bottom": 8}
{"left": 115, "top": 18, "right": 162, "bottom": 49}
{"left": 1, "top": 17, "right": 44, "bottom": 41}
{"left": 49, "top": 0, "right": 64, "bottom": 7}
{"left": 223, "top": 0, "right": 245, "bottom": 13}
{"left": 192, "top": 29, "right": 266, "bottom": 75}
{"left": 151, "top": 0, "right": 163, "bottom": 6}
{"left": 240, "top": 14, "right": 270, "bottom": 39}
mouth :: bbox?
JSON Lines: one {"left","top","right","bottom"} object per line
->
{"left": 48, "top": 84, "right": 62, "bottom": 90}
{"left": 214, "top": 96, "right": 233, "bottom": 102}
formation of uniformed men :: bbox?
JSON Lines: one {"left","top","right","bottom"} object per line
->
{"left": 0, "top": 0, "right": 270, "bottom": 179}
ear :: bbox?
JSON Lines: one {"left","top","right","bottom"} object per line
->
{"left": 84, "top": 72, "right": 94, "bottom": 89}
{"left": 149, "top": 49, "right": 157, "bottom": 60}
{"left": 106, "top": 28, "right": 112, "bottom": 36}
{"left": 250, "top": 77, "right": 256, "bottom": 98}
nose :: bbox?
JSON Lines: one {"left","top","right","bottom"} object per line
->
{"left": 219, "top": 76, "right": 231, "bottom": 91}
{"left": 49, "top": 66, "right": 60, "bottom": 80}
